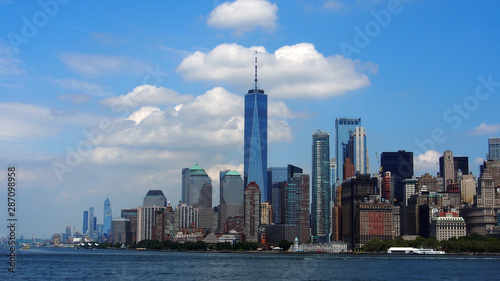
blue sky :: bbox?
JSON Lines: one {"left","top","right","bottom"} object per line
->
{"left": 1, "top": 0, "right": 499, "bottom": 238}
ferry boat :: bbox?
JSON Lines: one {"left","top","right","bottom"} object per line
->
{"left": 414, "top": 248, "right": 445, "bottom": 255}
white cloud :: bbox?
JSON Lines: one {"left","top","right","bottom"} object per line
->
{"left": 0, "top": 40, "right": 25, "bottom": 78}
{"left": 101, "top": 85, "right": 194, "bottom": 108}
{"left": 0, "top": 103, "right": 100, "bottom": 140}
{"left": 51, "top": 78, "right": 113, "bottom": 97}
{"left": 414, "top": 150, "right": 440, "bottom": 173}
{"left": 474, "top": 157, "right": 485, "bottom": 165}
{"left": 93, "top": 86, "right": 293, "bottom": 164}
{"left": 177, "top": 43, "right": 372, "bottom": 99}
{"left": 322, "top": 0, "right": 344, "bottom": 11}
{"left": 207, "top": 0, "right": 278, "bottom": 36}
{"left": 58, "top": 94, "right": 92, "bottom": 103}
{"left": 470, "top": 123, "right": 500, "bottom": 135}
{"left": 59, "top": 53, "right": 146, "bottom": 76}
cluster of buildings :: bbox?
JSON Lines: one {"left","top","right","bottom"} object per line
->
{"left": 51, "top": 65, "right": 500, "bottom": 250}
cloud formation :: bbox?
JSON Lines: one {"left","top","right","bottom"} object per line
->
{"left": 0, "top": 103, "right": 100, "bottom": 141}
{"left": 96, "top": 86, "right": 293, "bottom": 165}
{"left": 207, "top": 0, "right": 278, "bottom": 36}
{"left": 414, "top": 150, "right": 440, "bottom": 174}
{"left": 470, "top": 123, "right": 500, "bottom": 135}
{"left": 101, "top": 85, "right": 194, "bottom": 108}
{"left": 177, "top": 43, "right": 372, "bottom": 99}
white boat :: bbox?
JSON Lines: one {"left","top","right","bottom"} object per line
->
{"left": 387, "top": 247, "right": 419, "bottom": 254}
{"left": 414, "top": 248, "right": 445, "bottom": 255}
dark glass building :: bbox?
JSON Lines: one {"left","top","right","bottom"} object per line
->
{"left": 143, "top": 190, "right": 167, "bottom": 207}
{"left": 380, "top": 150, "right": 414, "bottom": 205}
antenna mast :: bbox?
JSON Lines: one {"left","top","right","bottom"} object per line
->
{"left": 254, "top": 50, "right": 258, "bottom": 91}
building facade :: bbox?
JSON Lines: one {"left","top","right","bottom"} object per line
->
{"left": 219, "top": 170, "right": 244, "bottom": 233}
{"left": 286, "top": 173, "right": 310, "bottom": 243}
{"left": 335, "top": 117, "right": 362, "bottom": 184}
{"left": 430, "top": 216, "right": 466, "bottom": 241}
{"left": 312, "top": 131, "right": 331, "bottom": 240}
{"left": 244, "top": 182, "right": 261, "bottom": 243}
{"left": 488, "top": 137, "right": 500, "bottom": 161}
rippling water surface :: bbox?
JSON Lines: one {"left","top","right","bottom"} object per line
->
{"left": 2, "top": 247, "right": 500, "bottom": 280}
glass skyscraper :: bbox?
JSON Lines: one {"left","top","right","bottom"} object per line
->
{"left": 82, "top": 210, "right": 88, "bottom": 234}
{"left": 103, "top": 198, "right": 112, "bottom": 238}
{"left": 312, "top": 131, "right": 331, "bottom": 240}
{"left": 335, "top": 118, "right": 361, "bottom": 184}
{"left": 244, "top": 70, "right": 268, "bottom": 202}
{"left": 488, "top": 137, "right": 500, "bottom": 161}
{"left": 219, "top": 170, "right": 244, "bottom": 233}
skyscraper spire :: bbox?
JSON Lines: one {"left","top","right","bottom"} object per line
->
{"left": 254, "top": 50, "right": 258, "bottom": 91}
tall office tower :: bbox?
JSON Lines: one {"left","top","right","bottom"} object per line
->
{"left": 65, "top": 226, "right": 71, "bottom": 239}
{"left": 177, "top": 203, "right": 199, "bottom": 229}
{"left": 330, "top": 159, "right": 337, "bottom": 201}
{"left": 143, "top": 190, "right": 167, "bottom": 207}
{"left": 83, "top": 211, "right": 89, "bottom": 234}
{"left": 346, "top": 127, "right": 368, "bottom": 175}
{"left": 380, "top": 150, "right": 414, "bottom": 205}
{"left": 89, "top": 207, "right": 95, "bottom": 234}
{"left": 312, "top": 131, "right": 331, "bottom": 241}
{"left": 417, "top": 173, "right": 438, "bottom": 192}
{"left": 219, "top": 170, "right": 244, "bottom": 233}
{"left": 440, "top": 150, "right": 455, "bottom": 186}
{"left": 121, "top": 208, "right": 138, "bottom": 243}
{"left": 260, "top": 202, "right": 272, "bottom": 225}
{"left": 182, "top": 164, "right": 212, "bottom": 207}
{"left": 439, "top": 151, "right": 470, "bottom": 187}
{"left": 244, "top": 57, "right": 267, "bottom": 201}
{"left": 335, "top": 118, "right": 362, "bottom": 183}
{"left": 480, "top": 160, "right": 500, "bottom": 186}
{"left": 268, "top": 167, "right": 287, "bottom": 224}
{"left": 267, "top": 167, "right": 287, "bottom": 204}
{"left": 460, "top": 174, "right": 476, "bottom": 204}
{"left": 137, "top": 205, "right": 166, "bottom": 241}
{"left": 341, "top": 174, "right": 377, "bottom": 249}
{"left": 343, "top": 158, "right": 355, "bottom": 180}
{"left": 488, "top": 137, "right": 500, "bottom": 161}
{"left": 286, "top": 173, "right": 310, "bottom": 242}
{"left": 103, "top": 198, "right": 112, "bottom": 238}
{"left": 381, "top": 171, "right": 394, "bottom": 202}
{"left": 403, "top": 176, "right": 418, "bottom": 206}
{"left": 244, "top": 181, "right": 261, "bottom": 243}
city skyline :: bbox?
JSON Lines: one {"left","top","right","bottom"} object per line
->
{"left": 1, "top": 1, "right": 500, "bottom": 238}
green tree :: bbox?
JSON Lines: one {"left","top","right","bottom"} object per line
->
{"left": 278, "top": 240, "right": 293, "bottom": 251}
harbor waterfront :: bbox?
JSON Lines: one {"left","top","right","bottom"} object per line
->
{"left": 2, "top": 247, "right": 500, "bottom": 280}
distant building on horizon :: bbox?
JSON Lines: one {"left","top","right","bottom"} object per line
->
{"left": 103, "top": 198, "right": 112, "bottom": 240}
{"left": 143, "top": 190, "right": 167, "bottom": 207}
{"left": 82, "top": 210, "right": 89, "bottom": 235}
{"left": 312, "top": 130, "right": 331, "bottom": 241}
{"left": 244, "top": 60, "right": 268, "bottom": 202}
